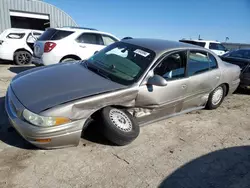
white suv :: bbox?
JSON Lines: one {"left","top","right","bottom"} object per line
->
{"left": 0, "top": 28, "right": 43, "bottom": 65}
{"left": 179, "top": 39, "right": 228, "bottom": 56}
{"left": 32, "top": 27, "right": 119, "bottom": 66}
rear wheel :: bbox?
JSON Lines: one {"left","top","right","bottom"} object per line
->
{"left": 61, "top": 58, "right": 77, "bottom": 63}
{"left": 100, "top": 107, "right": 140, "bottom": 146}
{"left": 14, "top": 51, "right": 32, "bottom": 65}
{"left": 206, "top": 85, "right": 226, "bottom": 110}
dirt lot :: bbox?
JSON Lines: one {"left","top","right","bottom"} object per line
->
{"left": 0, "top": 63, "right": 250, "bottom": 188}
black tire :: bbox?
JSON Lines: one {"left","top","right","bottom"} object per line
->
{"left": 14, "top": 51, "right": 32, "bottom": 65}
{"left": 60, "top": 58, "right": 76, "bottom": 63}
{"left": 206, "top": 84, "right": 226, "bottom": 110}
{"left": 100, "top": 107, "right": 140, "bottom": 146}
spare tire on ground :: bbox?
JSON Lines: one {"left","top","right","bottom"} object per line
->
{"left": 100, "top": 107, "right": 140, "bottom": 146}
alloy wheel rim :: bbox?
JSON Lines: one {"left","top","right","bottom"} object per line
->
{"left": 212, "top": 87, "right": 224, "bottom": 106}
{"left": 109, "top": 109, "right": 132, "bottom": 132}
{"left": 17, "top": 53, "right": 30, "bottom": 64}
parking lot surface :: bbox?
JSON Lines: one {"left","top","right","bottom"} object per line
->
{"left": 0, "top": 63, "right": 250, "bottom": 188}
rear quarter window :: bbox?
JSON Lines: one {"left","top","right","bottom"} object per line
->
{"left": 38, "top": 29, "right": 74, "bottom": 41}
{"left": 6, "top": 33, "right": 25, "bottom": 39}
{"left": 180, "top": 40, "right": 205, "bottom": 47}
{"left": 188, "top": 51, "right": 217, "bottom": 76}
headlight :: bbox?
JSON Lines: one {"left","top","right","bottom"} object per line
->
{"left": 23, "top": 109, "right": 71, "bottom": 127}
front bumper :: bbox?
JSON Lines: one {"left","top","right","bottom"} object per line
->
{"left": 5, "top": 87, "right": 86, "bottom": 149}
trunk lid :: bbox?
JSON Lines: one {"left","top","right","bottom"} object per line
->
{"left": 33, "top": 41, "right": 45, "bottom": 58}
{"left": 34, "top": 28, "right": 75, "bottom": 58}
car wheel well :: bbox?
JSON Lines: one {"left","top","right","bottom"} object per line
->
{"left": 222, "top": 83, "right": 229, "bottom": 96}
{"left": 14, "top": 48, "right": 31, "bottom": 57}
{"left": 60, "top": 55, "right": 81, "bottom": 62}
{"left": 83, "top": 105, "right": 129, "bottom": 128}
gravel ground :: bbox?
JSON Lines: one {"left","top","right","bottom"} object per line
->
{"left": 0, "top": 63, "right": 250, "bottom": 188}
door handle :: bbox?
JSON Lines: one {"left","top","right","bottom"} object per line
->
{"left": 79, "top": 45, "right": 86, "bottom": 48}
{"left": 182, "top": 84, "right": 187, "bottom": 89}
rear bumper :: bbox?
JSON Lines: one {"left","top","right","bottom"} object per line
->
{"left": 32, "top": 52, "right": 62, "bottom": 66}
{"left": 5, "top": 87, "right": 86, "bottom": 149}
{"left": 32, "top": 56, "right": 44, "bottom": 66}
{"left": 0, "top": 46, "right": 13, "bottom": 61}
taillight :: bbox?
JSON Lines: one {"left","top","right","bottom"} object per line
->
{"left": 44, "top": 42, "right": 56, "bottom": 52}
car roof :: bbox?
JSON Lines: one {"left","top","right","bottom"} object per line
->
{"left": 54, "top": 27, "right": 119, "bottom": 39}
{"left": 180, "top": 39, "right": 221, "bottom": 43}
{"left": 4, "top": 28, "right": 43, "bottom": 33}
{"left": 123, "top": 38, "right": 203, "bottom": 55}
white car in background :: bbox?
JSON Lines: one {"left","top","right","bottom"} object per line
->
{"left": 32, "top": 27, "right": 119, "bottom": 66}
{"left": 179, "top": 39, "right": 228, "bottom": 56}
{"left": 0, "top": 28, "right": 43, "bottom": 65}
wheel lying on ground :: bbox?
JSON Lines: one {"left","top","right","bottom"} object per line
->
{"left": 100, "top": 107, "right": 140, "bottom": 146}
{"left": 14, "top": 51, "right": 32, "bottom": 65}
{"left": 206, "top": 84, "right": 226, "bottom": 110}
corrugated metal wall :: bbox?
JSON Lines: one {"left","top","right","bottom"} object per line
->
{"left": 0, "top": 0, "right": 77, "bottom": 32}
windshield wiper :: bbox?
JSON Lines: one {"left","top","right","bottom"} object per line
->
{"left": 86, "top": 63, "right": 111, "bottom": 80}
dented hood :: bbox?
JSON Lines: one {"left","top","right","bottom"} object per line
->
{"left": 11, "top": 63, "right": 125, "bottom": 113}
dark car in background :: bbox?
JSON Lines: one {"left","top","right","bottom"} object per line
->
{"left": 221, "top": 49, "right": 250, "bottom": 89}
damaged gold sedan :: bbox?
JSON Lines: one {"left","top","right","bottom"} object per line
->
{"left": 5, "top": 38, "right": 241, "bottom": 149}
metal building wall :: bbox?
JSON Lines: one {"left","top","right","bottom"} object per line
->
{"left": 0, "top": 0, "right": 77, "bottom": 32}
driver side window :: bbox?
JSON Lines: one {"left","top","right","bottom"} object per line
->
{"left": 154, "top": 51, "right": 187, "bottom": 81}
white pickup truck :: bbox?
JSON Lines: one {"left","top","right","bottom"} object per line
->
{"left": 179, "top": 39, "right": 228, "bottom": 56}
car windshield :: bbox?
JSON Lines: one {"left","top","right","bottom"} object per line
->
{"left": 83, "top": 42, "right": 156, "bottom": 85}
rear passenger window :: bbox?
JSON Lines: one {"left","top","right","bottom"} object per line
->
{"left": 179, "top": 40, "right": 205, "bottom": 47}
{"left": 187, "top": 51, "right": 210, "bottom": 76}
{"left": 208, "top": 54, "right": 218, "bottom": 69}
{"left": 102, "top": 35, "right": 118, "bottom": 46}
{"left": 76, "top": 33, "right": 103, "bottom": 45}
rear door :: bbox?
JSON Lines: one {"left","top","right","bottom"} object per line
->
{"left": 1, "top": 32, "right": 27, "bottom": 58}
{"left": 75, "top": 33, "right": 105, "bottom": 60}
{"left": 182, "top": 50, "right": 221, "bottom": 110}
{"left": 26, "top": 32, "right": 42, "bottom": 52}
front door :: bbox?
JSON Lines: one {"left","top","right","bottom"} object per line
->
{"left": 135, "top": 51, "right": 188, "bottom": 124}
{"left": 182, "top": 50, "right": 221, "bottom": 110}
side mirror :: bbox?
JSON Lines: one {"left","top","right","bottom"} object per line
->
{"left": 94, "top": 51, "right": 99, "bottom": 55}
{"left": 147, "top": 75, "right": 168, "bottom": 86}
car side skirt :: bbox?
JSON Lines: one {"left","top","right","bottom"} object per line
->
{"left": 137, "top": 106, "right": 205, "bottom": 127}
